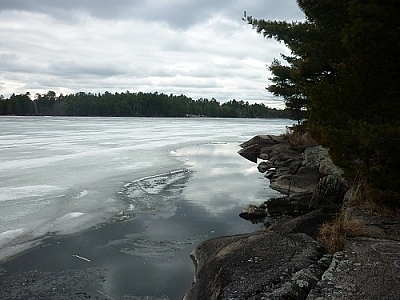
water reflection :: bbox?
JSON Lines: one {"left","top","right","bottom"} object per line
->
{"left": 173, "top": 143, "right": 281, "bottom": 215}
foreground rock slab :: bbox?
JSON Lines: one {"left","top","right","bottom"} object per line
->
{"left": 308, "top": 238, "right": 400, "bottom": 300}
{"left": 183, "top": 230, "right": 330, "bottom": 300}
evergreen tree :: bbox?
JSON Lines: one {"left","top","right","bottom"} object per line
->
{"left": 246, "top": 0, "right": 400, "bottom": 194}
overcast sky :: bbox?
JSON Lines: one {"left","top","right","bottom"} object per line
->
{"left": 0, "top": 1, "right": 304, "bottom": 107}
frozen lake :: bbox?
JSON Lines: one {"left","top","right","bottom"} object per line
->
{"left": 0, "top": 116, "right": 292, "bottom": 298}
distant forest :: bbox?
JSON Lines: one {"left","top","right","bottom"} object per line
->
{"left": 0, "top": 91, "right": 290, "bottom": 118}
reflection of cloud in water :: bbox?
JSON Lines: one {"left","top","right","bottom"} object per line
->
{"left": 207, "top": 165, "right": 258, "bottom": 177}
{"left": 174, "top": 143, "right": 282, "bottom": 216}
{"left": 119, "top": 169, "right": 194, "bottom": 219}
{"left": 119, "top": 143, "right": 281, "bottom": 218}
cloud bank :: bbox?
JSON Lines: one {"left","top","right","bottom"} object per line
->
{"left": 0, "top": 0, "right": 304, "bottom": 107}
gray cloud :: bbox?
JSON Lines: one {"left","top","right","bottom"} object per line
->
{"left": 0, "top": 0, "right": 303, "bottom": 28}
{"left": 0, "top": 1, "right": 304, "bottom": 107}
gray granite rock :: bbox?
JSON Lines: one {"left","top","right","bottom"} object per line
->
{"left": 237, "top": 144, "right": 259, "bottom": 163}
{"left": 308, "top": 238, "right": 400, "bottom": 300}
{"left": 183, "top": 230, "right": 328, "bottom": 300}
{"left": 239, "top": 204, "right": 267, "bottom": 221}
{"left": 239, "top": 134, "right": 286, "bottom": 149}
{"left": 310, "top": 174, "right": 348, "bottom": 208}
{"left": 239, "top": 136, "right": 348, "bottom": 210}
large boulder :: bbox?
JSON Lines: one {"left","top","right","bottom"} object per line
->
{"left": 237, "top": 144, "right": 259, "bottom": 163}
{"left": 239, "top": 204, "right": 267, "bottom": 221}
{"left": 270, "top": 164, "right": 320, "bottom": 195}
{"left": 239, "top": 134, "right": 285, "bottom": 149}
{"left": 238, "top": 135, "right": 287, "bottom": 163}
{"left": 183, "top": 230, "right": 330, "bottom": 300}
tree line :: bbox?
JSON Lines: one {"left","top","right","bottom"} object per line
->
{"left": 246, "top": 0, "right": 400, "bottom": 200}
{"left": 0, "top": 91, "right": 289, "bottom": 119}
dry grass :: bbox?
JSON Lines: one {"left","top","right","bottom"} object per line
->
{"left": 347, "top": 182, "right": 400, "bottom": 218}
{"left": 318, "top": 181, "right": 399, "bottom": 253}
{"left": 318, "top": 207, "right": 373, "bottom": 253}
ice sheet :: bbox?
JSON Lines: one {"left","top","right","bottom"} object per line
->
{"left": 0, "top": 116, "right": 292, "bottom": 261}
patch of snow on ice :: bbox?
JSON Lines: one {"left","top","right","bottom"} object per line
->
{"left": 58, "top": 212, "right": 85, "bottom": 221}
{"left": 75, "top": 190, "right": 89, "bottom": 199}
{"left": 0, "top": 185, "right": 65, "bottom": 202}
{"left": 0, "top": 228, "right": 26, "bottom": 245}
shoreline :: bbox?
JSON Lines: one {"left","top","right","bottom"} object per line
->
{"left": 184, "top": 134, "right": 400, "bottom": 299}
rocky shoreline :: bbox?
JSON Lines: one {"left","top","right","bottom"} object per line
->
{"left": 184, "top": 135, "right": 400, "bottom": 299}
